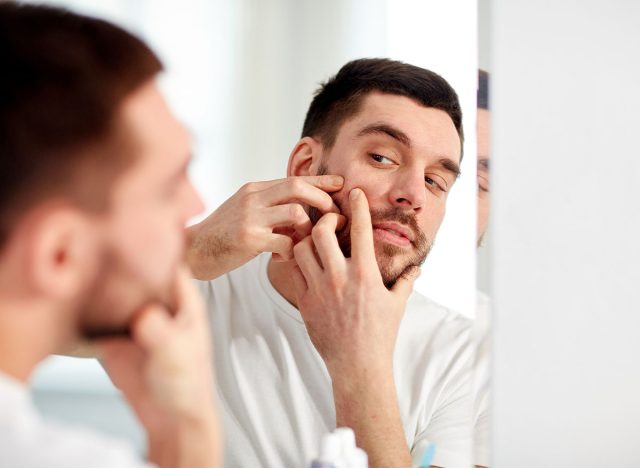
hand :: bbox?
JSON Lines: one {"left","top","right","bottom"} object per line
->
{"left": 291, "top": 188, "right": 419, "bottom": 376}
{"left": 186, "top": 175, "right": 344, "bottom": 280}
{"left": 98, "top": 268, "right": 220, "bottom": 468}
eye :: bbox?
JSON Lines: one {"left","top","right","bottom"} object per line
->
{"left": 478, "top": 174, "right": 490, "bottom": 193}
{"left": 425, "top": 176, "right": 446, "bottom": 192}
{"left": 370, "top": 153, "right": 395, "bottom": 165}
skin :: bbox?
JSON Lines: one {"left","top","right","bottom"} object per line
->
{"left": 0, "top": 81, "right": 220, "bottom": 468}
{"left": 475, "top": 107, "right": 491, "bottom": 468}
{"left": 188, "top": 91, "right": 461, "bottom": 467}
{"left": 477, "top": 108, "right": 490, "bottom": 245}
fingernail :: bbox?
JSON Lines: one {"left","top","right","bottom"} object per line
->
{"left": 350, "top": 188, "right": 360, "bottom": 200}
{"left": 331, "top": 175, "right": 344, "bottom": 185}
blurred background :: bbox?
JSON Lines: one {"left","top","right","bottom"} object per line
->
{"left": 28, "top": 0, "right": 480, "bottom": 454}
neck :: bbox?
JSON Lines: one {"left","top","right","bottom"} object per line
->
{"left": 0, "top": 295, "right": 70, "bottom": 383}
{"left": 267, "top": 258, "right": 300, "bottom": 309}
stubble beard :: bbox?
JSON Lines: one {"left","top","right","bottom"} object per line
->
{"left": 310, "top": 163, "right": 432, "bottom": 289}
{"left": 75, "top": 245, "right": 178, "bottom": 340}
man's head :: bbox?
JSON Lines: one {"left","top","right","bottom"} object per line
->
{"left": 288, "top": 58, "right": 463, "bottom": 287}
{"left": 0, "top": 4, "right": 202, "bottom": 341}
{"left": 477, "top": 69, "right": 490, "bottom": 246}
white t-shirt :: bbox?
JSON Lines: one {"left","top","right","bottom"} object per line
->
{"left": 198, "top": 254, "right": 473, "bottom": 468}
{"left": 0, "top": 371, "right": 153, "bottom": 468}
{"left": 473, "top": 292, "right": 491, "bottom": 467}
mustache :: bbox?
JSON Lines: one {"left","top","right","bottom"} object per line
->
{"left": 322, "top": 198, "right": 428, "bottom": 250}
{"left": 369, "top": 207, "right": 423, "bottom": 246}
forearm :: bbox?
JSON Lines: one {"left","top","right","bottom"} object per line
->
{"left": 331, "top": 365, "right": 412, "bottom": 468}
{"left": 186, "top": 223, "right": 233, "bottom": 281}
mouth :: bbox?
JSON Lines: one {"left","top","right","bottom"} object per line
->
{"left": 372, "top": 222, "right": 414, "bottom": 247}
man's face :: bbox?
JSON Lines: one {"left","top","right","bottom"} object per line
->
{"left": 79, "top": 82, "right": 203, "bottom": 338}
{"left": 477, "top": 108, "right": 490, "bottom": 246}
{"left": 312, "top": 92, "right": 461, "bottom": 288}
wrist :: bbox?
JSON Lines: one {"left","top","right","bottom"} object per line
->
{"left": 147, "top": 407, "right": 220, "bottom": 468}
{"left": 329, "top": 361, "right": 395, "bottom": 401}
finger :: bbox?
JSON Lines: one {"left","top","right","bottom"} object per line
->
{"left": 260, "top": 176, "right": 343, "bottom": 214}
{"left": 264, "top": 203, "right": 312, "bottom": 240}
{"left": 266, "top": 234, "right": 295, "bottom": 261}
{"left": 169, "top": 267, "right": 207, "bottom": 322}
{"left": 97, "top": 339, "right": 145, "bottom": 394}
{"left": 391, "top": 265, "right": 421, "bottom": 301}
{"left": 293, "top": 236, "right": 323, "bottom": 283}
{"left": 239, "top": 174, "right": 342, "bottom": 194}
{"left": 290, "top": 265, "right": 308, "bottom": 299}
{"left": 130, "top": 305, "right": 173, "bottom": 352}
{"left": 295, "top": 174, "right": 344, "bottom": 192}
{"left": 348, "top": 188, "right": 376, "bottom": 264}
{"left": 311, "top": 213, "right": 347, "bottom": 273}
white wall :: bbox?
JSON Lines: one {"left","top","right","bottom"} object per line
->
{"left": 491, "top": 1, "right": 640, "bottom": 465}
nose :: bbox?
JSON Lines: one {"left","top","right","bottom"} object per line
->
{"left": 388, "top": 168, "right": 426, "bottom": 212}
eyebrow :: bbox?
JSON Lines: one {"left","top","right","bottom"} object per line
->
{"left": 358, "top": 121, "right": 461, "bottom": 179}
{"left": 357, "top": 122, "right": 412, "bottom": 148}
{"left": 439, "top": 158, "right": 461, "bottom": 180}
{"left": 478, "top": 158, "right": 490, "bottom": 171}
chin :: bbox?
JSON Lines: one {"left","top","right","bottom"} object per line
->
{"left": 374, "top": 243, "right": 427, "bottom": 289}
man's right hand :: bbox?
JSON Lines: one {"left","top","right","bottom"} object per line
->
{"left": 186, "top": 175, "right": 344, "bottom": 280}
{"left": 98, "top": 268, "right": 220, "bottom": 468}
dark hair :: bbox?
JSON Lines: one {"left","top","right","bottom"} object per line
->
{"left": 302, "top": 58, "right": 464, "bottom": 153}
{"left": 478, "top": 69, "right": 489, "bottom": 110}
{"left": 0, "top": 3, "right": 163, "bottom": 249}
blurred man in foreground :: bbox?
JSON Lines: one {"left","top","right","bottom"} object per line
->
{"left": 0, "top": 3, "right": 220, "bottom": 467}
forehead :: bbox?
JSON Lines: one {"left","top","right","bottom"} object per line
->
{"left": 337, "top": 91, "right": 461, "bottom": 162}
{"left": 118, "top": 81, "right": 190, "bottom": 173}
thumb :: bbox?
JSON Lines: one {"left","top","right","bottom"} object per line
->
{"left": 131, "top": 305, "right": 173, "bottom": 352}
{"left": 391, "top": 265, "right": 421, "bottom": 300}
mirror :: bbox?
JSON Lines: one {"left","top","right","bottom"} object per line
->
{"left": 27, "top": 0, "right": 485, "bottom": 466}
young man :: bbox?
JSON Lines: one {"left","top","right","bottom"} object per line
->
{"left": 188, "top": 59, "right": 473, "bottom": 467}
{"left": 0, "top": 4, "right": 220, "bottom": 467}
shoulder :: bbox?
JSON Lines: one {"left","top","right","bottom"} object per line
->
{"left": 194, "top": 254, "right": 264, "bottom": 299}
{"left": 397, "top": 291, "right": 473, "bottom": 374}
{"left": 403, "top": 290, "right": 473, "bottom": 339}
{"left": 0, "top": 411, "right": 152, "bottom": 468}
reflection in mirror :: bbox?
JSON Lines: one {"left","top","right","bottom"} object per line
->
{"left": 474, "top": 0, "right": 492, "bottom": 464}
{"left": 18, "top": 1, "right": 479, "bottom": 467}
{"left": 474, "top": 69, "right": 491, "bottom": 468}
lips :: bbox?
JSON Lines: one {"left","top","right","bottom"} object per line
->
{"left": 372, "top": 222, "right": 414, "bottom": 246}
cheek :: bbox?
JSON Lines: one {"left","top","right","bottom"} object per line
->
{"left": 112, "top": 206, "right": 183, "bottom": 281}
{"left": 417, "top": 204, "right": 446, "bottom": 236}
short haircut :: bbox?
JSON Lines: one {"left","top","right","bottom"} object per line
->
{"left": 0, "top": 3, "right": 163, "bottom": 250}
{"left": 478, "top": 69, "right": 489, "bottom": 110}
{"left": 302, "top": 58, "right": 464, "bottom": 153}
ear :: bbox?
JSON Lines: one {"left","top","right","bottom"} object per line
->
{"left": 286, "top": 136, "right": 324, "bottom": 178}
{"left": 26, "top": 206, "right": 98, "bottom": 301}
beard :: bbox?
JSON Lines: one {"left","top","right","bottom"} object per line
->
{"left": 74, "top": 244, "right": 178, "bottom": 340}
{"left": 309, "top": 163, "right": 432, "bottom": 289}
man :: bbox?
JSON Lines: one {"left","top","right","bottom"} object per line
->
{"left": 474, "top": 69, "right": 491, "bottom": 468}
{"left": 0, "top": 4, "right": 220, "bottom": 467}
{"left": 188, "top": 59, "right": 473, "bottom": 467}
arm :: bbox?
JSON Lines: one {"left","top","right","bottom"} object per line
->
{"left": 98, "top": 268, "right": 220, "bottom": 468}
{"left": 186, "top": 175, "right": 343, "bottom": 280}
{"left": 291, "top": 188, "right": 419, "bottom": 468}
